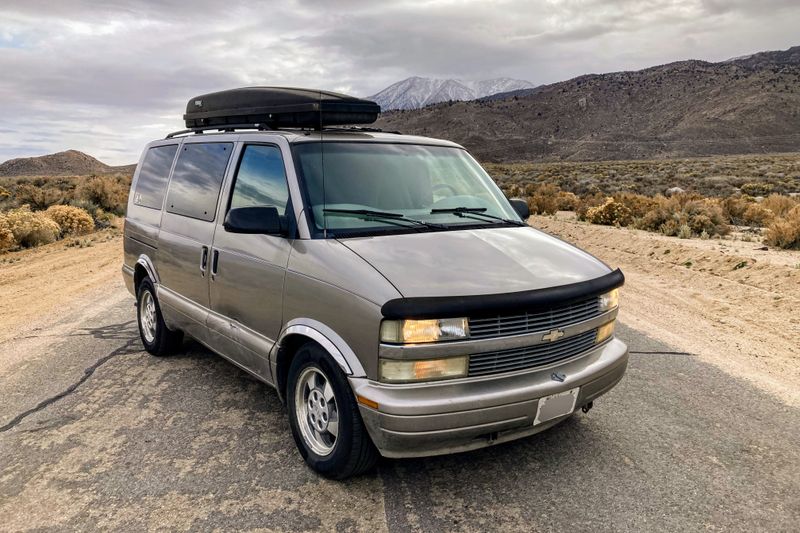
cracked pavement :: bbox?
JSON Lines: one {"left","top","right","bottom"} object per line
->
{"left": 1, "top": 289, "right": 798, "bottom": 531}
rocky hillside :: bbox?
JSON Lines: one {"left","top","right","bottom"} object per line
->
{"left": 0, "top": 150, "right": 133, "bottom": 177}
{"left": 376, "top": 46, "right": 800, "bottom": 162}
{"left": 368, "top": 76, "right": 536, "bottom": 110}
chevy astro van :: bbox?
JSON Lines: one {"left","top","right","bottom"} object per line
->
{"left": 123, "top": 87, "right": 627, "bottom": 479}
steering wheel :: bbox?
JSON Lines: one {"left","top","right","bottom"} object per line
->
{"left": 432, "top": 183, "right": 459, "bottom": 196}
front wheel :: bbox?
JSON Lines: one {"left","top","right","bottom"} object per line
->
{"left": 287, "top": 343, "right": 378, "bottom": 479}
{"left": 136, "top": 278, "right": 183, "bottom": 356}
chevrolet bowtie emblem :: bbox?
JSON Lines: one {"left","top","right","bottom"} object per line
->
{"left": 542, "top": 329, "right": 565, "bottom": 342}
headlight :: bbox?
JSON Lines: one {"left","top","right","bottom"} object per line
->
{"left": 379, "top": 356, "right": 469, "bottom": 383}
{"left": 599, "top": 288, "right": 619, "bottom": 312}
{"left": 596, "top": 320, "right": 615, "bottom": 343}
{"left": 379, "top": 318, "right": 469, "bottom": 344}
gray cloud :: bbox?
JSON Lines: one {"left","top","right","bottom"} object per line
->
{"left": 0, "top": 0, "right": 798, "bottom": 164}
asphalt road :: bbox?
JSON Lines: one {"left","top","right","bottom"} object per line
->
{"left": 1, "top": 295, "right": 798, "bottom": 532}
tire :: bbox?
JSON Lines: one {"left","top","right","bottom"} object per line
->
{"left": 287, "top": 342, "right": 378, "bottom": 479}
{"left": 136, "top": 277, "right": 183, "bottom": 356}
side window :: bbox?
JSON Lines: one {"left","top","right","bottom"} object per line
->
{"left": 133, "top": 144, "right": 178, "bottom": 209}
{"left": 229, "top": 145, "right": 290, "bottom": 213}
{"left": 166, "top": 143, "right": 233, "bottom": 221}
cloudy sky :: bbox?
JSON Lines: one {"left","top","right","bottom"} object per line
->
{"left": 1, "top": 0, "right": 798, "bottom": 164}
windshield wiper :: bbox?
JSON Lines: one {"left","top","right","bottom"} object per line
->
{"left": 323, "top": 208, "right": 447, "bottom": 230}
{"left": 430, "top": 207, "right": 526, "bottom": 226}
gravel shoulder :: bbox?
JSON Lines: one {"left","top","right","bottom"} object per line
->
{"left": 0, "top": 229, "right": 124, "bottom": 348}
{"left": 531, "top": 213, "right": 800, "bottom": 407}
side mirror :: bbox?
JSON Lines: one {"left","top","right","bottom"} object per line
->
{"left": 509, "top": 198, "right": 530, "bottom": 220}
{"left": 223, "top": 206, "right": 285, "bottom": 235}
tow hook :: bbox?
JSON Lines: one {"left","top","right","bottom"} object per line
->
{"left": 581, "top": 401, "right": 593, "bottom": 414}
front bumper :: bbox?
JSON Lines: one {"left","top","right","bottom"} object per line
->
{"left": 349, "top": 337, "right": 628, "bottom": 458}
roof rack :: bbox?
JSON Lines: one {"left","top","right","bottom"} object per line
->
{"left": 164, "top": 124, "right": 402, "bottom": 139}
{"left": 320, "top": 126, "right": 401, "bottom": 134}
{"left": 165, "top": 123, "right": 272, "bottom": 139}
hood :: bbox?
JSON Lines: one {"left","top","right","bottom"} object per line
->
{"left": 340, "top": 226, "right": 611, "bottom": 298}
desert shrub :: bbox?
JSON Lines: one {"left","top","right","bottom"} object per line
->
{"left": 613, "top": 192, "right": 659, "bottom": 219}
{"left": 576, "top": 193, "right": 606, "bottom": 220}
{"left": 740, "top": 182, "right": 773, "bottom": 196}
{"left": 584, "top": 197, "right": 633, "bottom": 226}
{"left": 44, "top": 205, "right": 94, "bottom": 236}
{"left": 4, "top": 205, "right": 61, "bottom": 247}
{"left": 721, "top": 195, "right": 777, "bottom": 227}
{"left": 68, "top": 199, "right": 116, "bottom": 229}
{"left": 741, "top": 202, "right": 775, "bottom": 227}
{"left": 555, "top": 190, "right": 581, "bottom": 211}
{"left": 677, "top": 224, "right": 693, "bottom": 239}
{"left": 76, "top": 175, "right": 129, "bottom": 215}
{"left": 0, "top": 214, "right": 15, "bottom": 252}
{"left": 92, "top": 208, "right": 116, "bottom": 229}
{"left": 526, "top": 183, "right": 561, "bottom": 215}
{"left": 13, "top": 183, "right": 64, "bottom": 210}
{"left": 0, "top": 185, "right": 10, "bottom": 199}
{"left": 636, "top": 194, "right": 729, "bottom": 237}
{"left": 764, "top": 206, "right": 800, "bottom": 249}
{"left": 761, "top": 194, "right": 798, "bottom": 218}
{"left": 721, "top": 195, "right": 754, "bottom": 224}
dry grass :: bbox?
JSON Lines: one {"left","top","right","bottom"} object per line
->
{"left": 764, "top": 206, "right": 800, "bottom": 249}
{"left": 494, "top": 154, "right": 800, "bottom": 248}
{"left": 486, "top": 153, "right": 800, "bottom": 197}
{"left": 0, "top": 173, "right": 131, "bottom": 214}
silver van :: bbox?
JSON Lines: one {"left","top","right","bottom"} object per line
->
{"left": 123, "top": 88, "right": 627, "bottom": 478}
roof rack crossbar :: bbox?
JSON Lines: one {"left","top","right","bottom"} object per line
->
{"left": 165, "top": 123, "right": 272, "bottom": 139}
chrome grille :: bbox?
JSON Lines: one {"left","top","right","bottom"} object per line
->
{"left": 468, "top": 329, "right": 598, "bottom": 377}
{"left": 468, "top": 296, "right": 602, "bottom": 340}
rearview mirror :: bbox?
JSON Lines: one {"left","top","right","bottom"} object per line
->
{"left": 223, "top": 206, "right": 285, "bottom": 235}
{"left": 509, "top": 198, "right": 530, "bottom": 220}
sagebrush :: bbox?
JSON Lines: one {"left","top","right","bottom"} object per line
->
{"left": 44, "top": 205, "right": 94, "bottom": 236}
{"left": 4, "top": 205, "right": 61, "bottom": 248}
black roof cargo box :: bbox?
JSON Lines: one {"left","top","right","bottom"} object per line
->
{"left": 183, "top": 87, "right": 380, "bottom": 129}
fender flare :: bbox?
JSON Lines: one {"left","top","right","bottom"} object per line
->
{"left": 135, "top": 254, "right": 160, "bottom": 286}
{"left": 272, "top": 318, "right": 366, "bottom": 377}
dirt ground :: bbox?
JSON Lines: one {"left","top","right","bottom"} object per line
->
{"left": 1, "top": 218, "right": 798, "bottom": 407}
{"left": 532, "top": 213, "right": 800, "bottom": 407}
{"left": 0, "top": 229, "right": 126, "bottom": 348}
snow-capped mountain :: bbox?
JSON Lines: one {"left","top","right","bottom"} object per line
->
{"left": 368, "top": 76, "right": 536, "bottom": 110}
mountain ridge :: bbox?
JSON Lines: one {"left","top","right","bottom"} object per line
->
{"left": 368, "top": 76, "right": 536, "bottom": 110}
{"left": 375, "top": 46, "right": 800, "bottom": 162}
{"left": 0, "top": 150, "right": 135, "bottom": 177}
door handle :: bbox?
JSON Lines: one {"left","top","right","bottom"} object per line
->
{"left": 200, "top": 245, "right": 209, "bottom": 275}
{"left": 211, "top": 249, "right": 220, "bottom": 278}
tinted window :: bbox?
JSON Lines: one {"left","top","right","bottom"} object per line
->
{"left": 166, "top": 143, "right": 233, "bottom": 221}
{"left": 230, "top": 145, "right": 289, "bottom": 213}
{"left": 133, "top": 144, "right": 178, "bottom": 209}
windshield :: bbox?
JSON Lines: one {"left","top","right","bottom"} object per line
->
{"left": 292, "top": 142, "right": 521, "bottom": 236}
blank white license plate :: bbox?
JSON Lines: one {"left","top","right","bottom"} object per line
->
{"left": 534, "top": 387, "right": 580, "bottom": 425}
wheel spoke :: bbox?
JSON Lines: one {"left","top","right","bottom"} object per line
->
{"left": 323, "top": 381, "right": 335, "bottom": 403}
{"left": 327, "top": 418, "right": 338, "bottom": 437}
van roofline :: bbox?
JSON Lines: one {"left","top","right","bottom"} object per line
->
{"left": 160, "top": 127, "right": 463, "bottom": 149}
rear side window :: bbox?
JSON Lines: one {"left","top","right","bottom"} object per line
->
{"left": 166, "top": 143, "right": 233, "bottom": 221}
{"left": 229, "top": 145, "right": 290, "bottom": 213}
{"left": 133, "top": 144, "right": 178, "bottom": 209}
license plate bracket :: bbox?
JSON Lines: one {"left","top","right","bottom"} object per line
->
{"left": 534, "top": 387, "right": 580, "bottom": 425}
